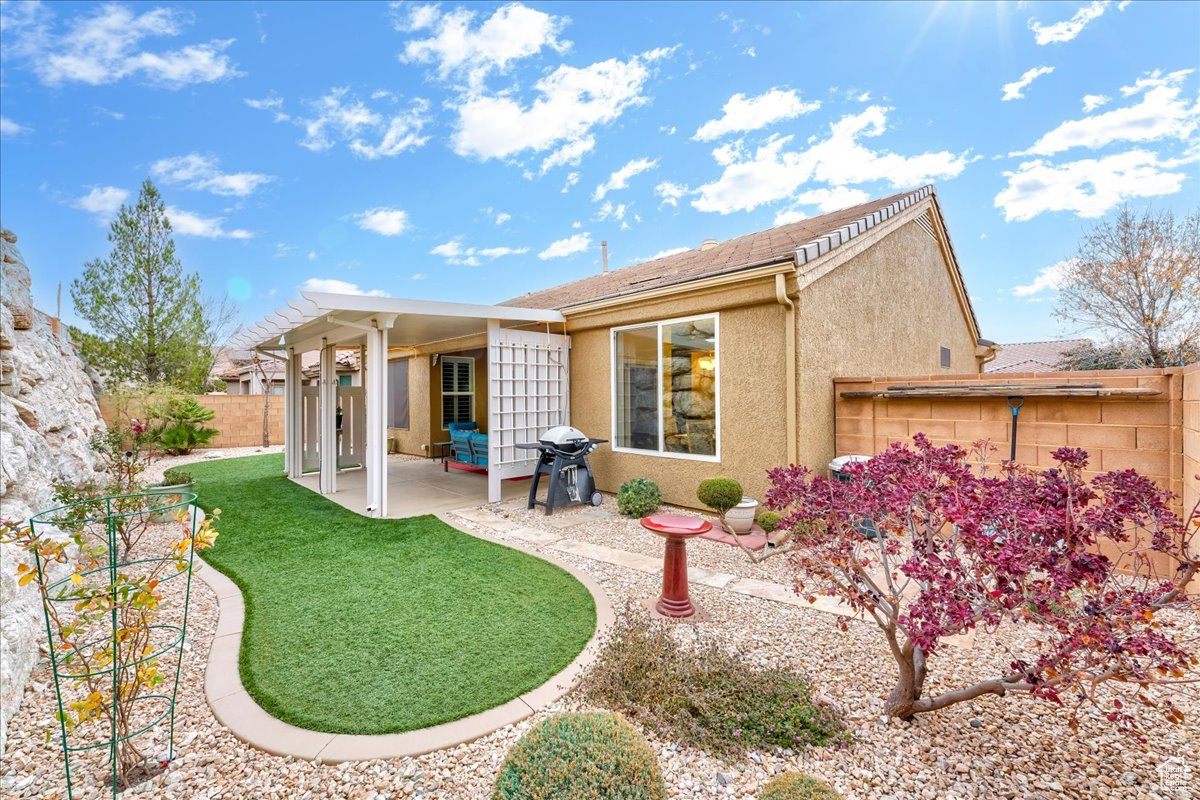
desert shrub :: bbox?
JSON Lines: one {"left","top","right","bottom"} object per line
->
{"left": 492, "top": 711, "right": 665, "bottom": 800}
{"left": 617, "top": 478, "right": 662, "bottom": 518}
{"left": 756, "top": 510, "right": 782, "bottom": 533}
{"left": 764, "top": 435, "right": 1200, "bottom": 730}
{"left": 760, "top": 773, "right": 842, "bottom": 800}
{"left": 150, "top": 396, "right": 218, "bottom": 455}
{"left": 581, "top": 611, "right": 845, "bottom": 761}
{"left": 161, "top": 468, "right": 192, "bottom": 486}
{"left": 697, "top": 477, "right": 742, "bottom": 515}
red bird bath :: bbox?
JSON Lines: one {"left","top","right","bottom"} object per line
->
{"left": 641, "top": 514, "right": 713, "bottom": 619}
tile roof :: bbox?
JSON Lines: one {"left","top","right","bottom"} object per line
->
{"left": 505, "top": 186, "right": 934, "bottom": 310}
{"left": 986, "top": 339, "right": 1091, "bottom": 373}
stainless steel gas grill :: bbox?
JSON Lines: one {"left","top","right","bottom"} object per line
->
{"left": 516, "top": 426, "right": 607, "bottom": 515}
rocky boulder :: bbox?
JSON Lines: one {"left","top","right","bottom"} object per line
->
{"left": 0, "top": 230, "right": 105, "bottom": 755}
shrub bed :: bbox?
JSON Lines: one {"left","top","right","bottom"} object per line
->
{"left": 581, "top": 612, "right": 845, "bottom": 761}
{"left": 617, "top": 478, "right": 662, "bottom": 518}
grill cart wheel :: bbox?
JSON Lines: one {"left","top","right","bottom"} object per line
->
{"left": 591, "top": 492, "right": 603, "bottom": 506}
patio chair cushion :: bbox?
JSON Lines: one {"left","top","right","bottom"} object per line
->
{"left": 467, "top": 431, "right": 489, "bottom": 466}
{"left": 450, "top": 428, "right": 476, "bottom": 463}
{"left": 448, "top": 422, "right": 478, "bottom": 433}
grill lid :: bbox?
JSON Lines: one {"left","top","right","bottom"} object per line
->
{"left": 539, "top": 425, "right": 589, "bottom": 446}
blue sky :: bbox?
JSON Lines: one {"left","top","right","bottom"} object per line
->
{"left": 1, "top": 0, "right": 1197, "bottom": 344}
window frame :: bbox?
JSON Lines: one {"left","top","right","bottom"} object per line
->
{"left": 440, "top": 355, "right": 475, "bottom": 430}
{"left": 609, "top": 312, "right": 720, "bottom": 463}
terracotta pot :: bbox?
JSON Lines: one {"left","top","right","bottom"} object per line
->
{"left": 725, "top": 497, "right": 758, "bottom": 535}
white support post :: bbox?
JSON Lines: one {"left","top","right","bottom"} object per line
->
{"left": 364, "top": 319, "right": 392, "bottom": 518}
{"left": 319, "top": 340, "right": 337, "bottom": 495}
{"left": 285, "top": 347, "right": 303, "bottom": 478}
{"left": 487, "top": 319, "right": 502, "bottom": 504}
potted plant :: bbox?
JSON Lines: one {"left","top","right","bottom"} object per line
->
{"left": 147, "top": 467, "right": 194, "bottom": 522}
{"left": 697, "top": 477, "right": 758, "bottom": 534}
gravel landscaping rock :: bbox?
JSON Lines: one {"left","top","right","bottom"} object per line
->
{"left": 2, "top": 472, "right": 1196, "bottom": 799}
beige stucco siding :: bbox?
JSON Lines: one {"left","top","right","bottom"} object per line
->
{"left": 565, "top": 278, "right": 790, "bottom": 506}
{"left": 795, "top": 218, "right": 979, "bottom": 472}
{"left": 388, "top": 354, "right": 428, "bottom": 455}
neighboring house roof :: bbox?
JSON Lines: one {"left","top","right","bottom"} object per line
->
{"left": 505, "top": 186, "right": 965, "bottom": 320}
{"left": 986, "top": 339, "right": 1090, "bottom": 373}
{"left": 212, "top": 347, "right": 360, "bottom": 380}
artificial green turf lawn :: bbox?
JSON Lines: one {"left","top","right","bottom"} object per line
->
{"left": 187, "top": 454, "right": 596, "bottom": 735}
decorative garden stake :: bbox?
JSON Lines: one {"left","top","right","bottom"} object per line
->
{"left": 760, "top": 435, "right": 1199, "bottom": 732}
{"left": 2, "top": 492, "right": 219, "bottom": 798}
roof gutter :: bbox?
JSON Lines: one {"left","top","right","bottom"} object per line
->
{"left": 558, "top": 259, "right": 796, "bottom": 316}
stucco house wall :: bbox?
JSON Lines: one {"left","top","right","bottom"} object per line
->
{"left": 565, "top": 277, "right": 790, "bottom": 504}
{"left": 795, "top": 217, "right": 979, "bottom": 473}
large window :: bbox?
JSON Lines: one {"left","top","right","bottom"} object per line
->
{"left": 612, "top": 315, "right": 718, "bottom": 460}
{"left": 441, "top": 356, "right": 474, "bottom": 428}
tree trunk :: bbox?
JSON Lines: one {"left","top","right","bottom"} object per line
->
{"left": 262, "top": 388, "right": 269, "bottom": 447}
{"left": 885, "top": 646, "right": 926, "bottom": 720}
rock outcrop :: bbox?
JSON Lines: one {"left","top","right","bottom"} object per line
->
{"left": 0, "top": 230, "right": 105, "bottom": 754}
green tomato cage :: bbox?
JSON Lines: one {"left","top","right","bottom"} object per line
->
{"left": 27, "top": 489, "right": 202, "bottom": 799}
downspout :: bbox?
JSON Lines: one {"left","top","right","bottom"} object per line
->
{"left": 775, "top": 273, "right": 798, "bottom": 465}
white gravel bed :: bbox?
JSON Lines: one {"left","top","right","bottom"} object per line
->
{"left": 2, "top": 480, "right": 1196, "bottom": 799}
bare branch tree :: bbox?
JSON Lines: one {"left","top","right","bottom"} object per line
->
{"left": 1054, "top": 205, "right": 1199, "bottom": 368}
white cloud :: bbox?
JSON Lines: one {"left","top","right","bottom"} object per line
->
{"left": 307, "top": 250, "right": 318, "bottom": 261}
{"left": 151, "top": 153, "right": 273, "bottom": 197}
{"left": 1012, "top": 259, "right": 1073, "bottom": 298}
{"left": 430, "top": 239, "right": 529, "bottom": 266}
{"left": 650, "top": 246, "right": 688, "bottom": 260}
{"left": 495, "top": 212, "right": 512, "bottom": 225}
{"left": 595, "top": 201, "right": 627, "bottom": 221}
{"left": 659, "top": 125, "right": 676, "bottom": 136}
{"left": 792, "top": 186, "right": 872, "bottom": 212}
{"left": 299, "top": 278, "right": 389, "bottom": 297}
{"left": 73, "top": 186, "right": 129, "bottom": 221}
{"left": 692, "top": 106, "right": 970, "bottom": 214}
{"left": 2, "top": 1, "right": 241, "bottom": 88}
{"left": 247, "top": 88, "right": 430, "bottom": 158}
{"left": 0, "top": 117, "right": 32, "bottom": 136}
{"left": 540, "top": 135, "right": 595, "bottom": 174}
{"left": 995, "top": 149, "right": 1194, "bottom": 222}
{"left": 397, "top": 2, "right": 569, "bottom": 90}
{"left": 538, "top": 232, "right": 591, "bottom": 260}
{"left": 561, "top": 172, "right": 580, "bottom": 193}
{"left": 353, "top": 207, "right": 410, "bottom": 236}
{"left": 1028, "top": 0, "right": 1110, "bottom": 45}
{"left": 1002, "top": 66, "right": 1054, "bottom": 101}
{"left": 592, "top": 157, "right": 658, "bottom": 201}
{"left": 856, "top": 91, "right": 872, "bottom": 102}
{"left": 693, "top": 88, "right": 820, "bottom": 141}
{"left": 451, "top": 50, "right": 664, "bottom": 161}
{"left": 1081, "top": 94, "right": 1111, "bottom": 112}
{"left": 774, "top": 208, "right": 808, "bottom": 226}
{"left": 411, "top": 273, "right": 426, "bottom": 280}
{"left": 1017, "top": 69, "right": 1198, "bottom": 156}
{"left": 164, "top": 206, "right": 252, "bottom": 239}
{"left": 655, "top": 181, "right": 688, "bottom": 207}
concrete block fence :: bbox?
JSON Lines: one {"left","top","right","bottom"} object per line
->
{"left": 99, "top": 394, "right": 285, "bottom": 449}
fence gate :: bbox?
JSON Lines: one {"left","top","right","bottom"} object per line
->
{"left": 336, "top": 385, "right": 365, "bottom": 469}
{"left": 487, "top": 325, "right": 570, "bottom": 502}
{"left": 301, "top": 385, "right": 319, "bottom": 473}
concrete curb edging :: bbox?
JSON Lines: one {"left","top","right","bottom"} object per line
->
{"left": 193, "top": 512, "right": 614, "bottom": 764}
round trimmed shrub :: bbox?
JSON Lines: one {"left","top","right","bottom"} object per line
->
{"left": 493, "top": 711, "right": 666, "bottom": 800}
{"left": 760, "top": 773, "right": 843, "bottom": 800}
{"left": 617, "top": 478, "right": 662, "bottom": 518}
{"left": 696, "top": 477, "right": 743, "bottom": 515}
{"left": 756, "top": 510, "right": 782, "bottom": 533}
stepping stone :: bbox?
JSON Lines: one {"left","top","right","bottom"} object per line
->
{"left": 506, "top": 527, "right": 563, "bottom": 546}
{"left": 726, "top": 577, "right": 806, "bottom": 607}
{"left": 549, "top": 539, "right": 660, "bottom": 573}
{"left": 688, "top": 567, "right": 738, "bottom": 588}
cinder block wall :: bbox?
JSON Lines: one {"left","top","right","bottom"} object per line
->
{"left": 834, "top": 368, "right": 1195, "bottom": 580}
{"left": 1183, "top": 363, "right": 1200, "bottom": 555}
{"left": 99, "top": 394, "right": 284, "bottom": 448}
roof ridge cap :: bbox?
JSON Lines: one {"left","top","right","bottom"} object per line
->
{"left": 793, "top": 185, "right": 934, "bottom": 266}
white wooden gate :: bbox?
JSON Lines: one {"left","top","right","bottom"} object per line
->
{"left": 336, "top": 386, "right": 366, "bottom": 469}
{"left": 301, "top": 385, "right": 319, "bottom": 473}
{"left": 487, "top": 325, "right": 570, "bottom": 502}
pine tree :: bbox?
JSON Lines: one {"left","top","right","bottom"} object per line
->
{"left": 71, "top": 179, "right": 226, "bottom": 391}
